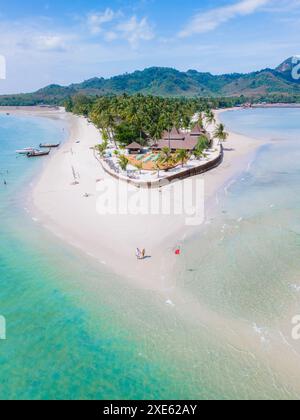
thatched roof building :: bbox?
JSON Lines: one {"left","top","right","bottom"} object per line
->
{"left": 152, "top": 126, "right": 210, "bottom": 152}
{"left": 126, "top": 142, "right": 143, "bottom": 154}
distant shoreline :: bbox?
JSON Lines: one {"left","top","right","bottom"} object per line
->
{"left": 2, "top": 102, "right": 300, "bottom": 114}
{"left": 251, "top": 103, "right": 300, "bottom": 108}
{"left": 0, "top": 106, "right": 66, "bottom": 121}
{"left": 0, "top": 105, "right": 61, "bottom": 112}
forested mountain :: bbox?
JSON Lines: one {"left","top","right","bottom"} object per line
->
{"left": 0, "top": 58, "right": 299, "bottom": 105}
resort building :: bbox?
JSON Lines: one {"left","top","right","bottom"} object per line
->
{"left": 152, "top": 124, "right": 210, "bottom": 152}
{"left": 126, "top": 142, "right": 144, "bottom": 155}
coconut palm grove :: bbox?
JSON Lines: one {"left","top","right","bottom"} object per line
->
{"left": 65, "top": 94, "right": 227, "bottom": 173}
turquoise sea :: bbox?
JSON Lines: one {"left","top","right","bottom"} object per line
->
{"left": 1, "top": 109, "right": 300, "bottom": 400}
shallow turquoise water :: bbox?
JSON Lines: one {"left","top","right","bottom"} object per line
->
{"left": 178, "top": 108, "right": 300, "bottom": 326}
{"left": 220, "top": 107, "right": 300, "bottom": 141}
{"left": 1, "top": 110, "right": 300, "bottom": 400}
{"left": 188, "top": 108, "right": 300, "bottom": 322}
{"left": 0, "top": 115, "right": 189, "bottom": 400}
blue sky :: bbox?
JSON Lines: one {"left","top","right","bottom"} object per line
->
{"left": 0, "top": 0, "right": 300, "bottom": 93}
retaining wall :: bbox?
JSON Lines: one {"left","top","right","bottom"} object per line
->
{"left": 94, "top": 146, "right": 223, "bottom": 189}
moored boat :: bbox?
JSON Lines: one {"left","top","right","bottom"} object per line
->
{"left": 39, "top": 142, "right": 60, "bottom": 148}
{"left": 16, "top": 147, "right": 35, "bottom": 155}
{"left": 27, "top": 149, "right": 50, "bottom": 157}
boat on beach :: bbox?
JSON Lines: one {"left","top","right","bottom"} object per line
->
{"left": 39, "top": 142, "right": 60, "bottom": 148}
{"left": 27, "top": 149, "right": 50, "bottom": 157}
{"left": 16, "top": 147, "right": 35, "bottom": 155}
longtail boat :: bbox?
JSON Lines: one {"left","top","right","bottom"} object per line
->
{"left": 27, "top": 149, "right": 50, "bottom": 157}
{"left": 16, "top": 147, "right": 35, "bottom": 155}
{"left": 39, "top": 142, "right": 60, "bottom": 148}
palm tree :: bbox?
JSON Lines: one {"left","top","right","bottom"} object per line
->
{"left": 135, "top": 162, "right": 143, "bottom": 175}
{"left": 197, "top": 114, "right": 205, "bottom": 129}
{"left": 213, "top": 123, "right": 229, "bottom": 145}
{"left": 127, "top": 103, "right": 145, "bottom": 143}
{"left": 158, "top": 147, "right": 174, "bottom": 171}
{"left": 151, "top": 124, "right": 163, "bottom": 144}
{"left": 95, "top": 143, "right": 107, "bottom": 158}
{"left": 95, "top": 110, "right": 116, "bottom": 147}
{"left": 175, "top": 149, "right": 190, "bottom": 167}
{"left": 193, "top": 148, "right": 204, "bottom": 160}
{"left": 204, "top": 110, "right": 215, "bottom": 128}
{"left": 118, "top": 155, "right": 129, "bottom": 173}
{"left": 161, "top": 112, "right": 174, "bottom": 149}
{"left": 182, "top": 115, "right": 191, "bottom": 130}
{"left": 160, "top": 147, "right": 172, "bottom": 160}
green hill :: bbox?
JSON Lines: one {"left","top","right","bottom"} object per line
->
{"left": 1, "top": 58, "right": 300, "bottom": 105}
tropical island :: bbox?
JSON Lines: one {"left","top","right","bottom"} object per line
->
{"left": 65, "top": 94, "right": 228, "bottom": 186}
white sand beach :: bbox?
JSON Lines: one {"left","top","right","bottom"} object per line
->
{"left": 2, "top": 106, "right": 264, "bottom": 290}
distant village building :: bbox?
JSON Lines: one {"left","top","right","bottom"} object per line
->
{"left": 152, "top": 125, "right": 210, "bottom": 152}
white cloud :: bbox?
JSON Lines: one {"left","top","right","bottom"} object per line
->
{"left": 0, "top": 20, "right": 72, "bottom": 54}
{"left": 263, "top": 0, "right": 300, "bottom": 12}
{"left": 87, "top": 8, "right": 116, "bottom": 35}
{"left": 179, "top": 0, "right": 272, "bottom": 37}
{"left": 33, "top": 35, "right": 67, "bottom": 52}
{"left": 116, "top": 16, "right": 154, "bottom": 48}
{"left": 85, "top": 9, "right": 154, "bottom": 48}
{"left": 104, "top": 31, "right": 118, "bottom": 41}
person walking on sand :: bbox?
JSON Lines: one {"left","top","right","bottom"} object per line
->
{"left": 136, "top": 248, "right": 141, "bottom": 260}
{"left": 141, "top": 249, "right": 146, "bottom": 259}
